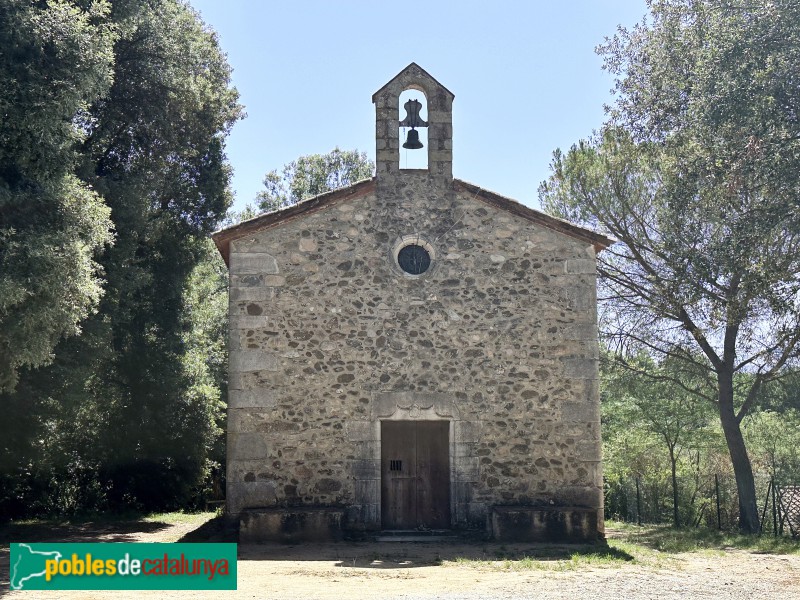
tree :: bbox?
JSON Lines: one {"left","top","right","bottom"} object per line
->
{"left": 603, "top": 352, "right": 716, "bottom": 527}
{"left": 179, "top": 238, "right": 230, "bottom": 502}
{"left": 75, "top": 0, "right": 241, "bottom": 509}
{"left": 745, "top": 409, "right": 800, "bottom": 487}
{"left": 256, "top": 147, "right": 374, "bottom": 212}
{"left": 0, "top": 0, "right": 242, "bottom": 516}
{"left": 0, "top": 0, "right": 116, "bottom": 391}
{"left": 744, "top": 374, "right": 800, "bottom": 485}
{"left": 540, "top": 0, "right": 800, "bottom": 532}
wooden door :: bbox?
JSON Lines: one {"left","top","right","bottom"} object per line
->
{"left": 381, "top": 420, "right": 450, "bottom": 529}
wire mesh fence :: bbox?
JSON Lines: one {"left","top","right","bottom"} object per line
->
{"left": 604, "top": 472, "right": 796, "bottom": 534}
{"left": 761, "top": 481, "right": 800, "bottom": 537}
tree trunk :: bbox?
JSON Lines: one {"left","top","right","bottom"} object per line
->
{"left": 718, "top": 370, "right": 760, "bottom": 533}
{"left": 668, "top": 442, "right": 680, "bottom": 528}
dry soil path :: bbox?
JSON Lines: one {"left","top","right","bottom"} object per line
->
{"left": 2, "top": 517, "right": 798, "bottom": 599}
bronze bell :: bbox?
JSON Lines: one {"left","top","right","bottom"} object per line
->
{"left": 403, "top": 128, "right": 423, "bottom": 150}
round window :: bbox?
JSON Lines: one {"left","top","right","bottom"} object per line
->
{"left": 397, "top": 244, "right": 431, "bottom": 275}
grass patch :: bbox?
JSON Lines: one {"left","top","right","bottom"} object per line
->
{"left": 446, "top": 521, "right": 799, "bottom": 572}
{"left": 140, "top": 511, "right": 217, "bottom": 526}
{"left": 448, "top": 542, "right": 637, "bottom": 571}
{"left": 607, "top": 520, "right": 800, "bottom": 555}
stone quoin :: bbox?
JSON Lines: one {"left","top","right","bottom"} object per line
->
{"left": 212, "top": 63, "right": 614, "bottom": 542}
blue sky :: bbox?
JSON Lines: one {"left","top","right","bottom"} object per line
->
{"left": 188, "top": 1, "right": 648, "bottom": 212}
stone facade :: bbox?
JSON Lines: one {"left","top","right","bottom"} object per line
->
{"left": 213, "top": 64, "right": 613, "bottom": 540}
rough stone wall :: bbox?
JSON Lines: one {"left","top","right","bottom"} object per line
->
{"left": 226, "top": 174, "right": 602, "bottom": 530}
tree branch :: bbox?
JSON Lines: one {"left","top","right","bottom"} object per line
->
{"left": 614, "top": 353, "right": 716, "bottom": 403}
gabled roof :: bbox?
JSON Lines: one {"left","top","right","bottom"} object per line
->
{"left": 452, "top": 179, "right": 615, "bottom": 252}
{"left": 212, "top": 178, "right": 614, "bottom": 266}
{"left": 212, "top": 178, "right": 375, "bottom": 266}
{"left": 372, "top": 62, "right": 455, "bottom": 102}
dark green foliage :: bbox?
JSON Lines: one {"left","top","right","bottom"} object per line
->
{"left": 72, "top": 0, "right": 240, "bottom": 512}
{"left": 0, "top": 0, "right": 115, "bottom": 391}
{"left": 179, "top": 239, "right": 230, "bottom": 504}
{"left": 0, "top": 0, "right": 241, "bottom": 519}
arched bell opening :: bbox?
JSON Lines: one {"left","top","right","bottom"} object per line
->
{"left": 398, "top": 87, "right": 428, "bottom": 170}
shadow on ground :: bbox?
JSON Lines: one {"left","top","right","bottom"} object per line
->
{"left": 1, "top": 519, "right": 170, "bottom": 545}
{"left": 331, "top": 542, "right": 634, "bottom": 570}
{"left": 0, "top": 515, "right": 636, "bottom": 586}
{"left": 0, "top": 518, "right": 174, "bottom": 590}
{"left": 177, "top": 515, "right": 238, "bottom": 543}
{"left": 230, "top": 541, "right": 634, "bottom": 570}
{"left": 176, "top": 517, "right": 634, "bottom": 569}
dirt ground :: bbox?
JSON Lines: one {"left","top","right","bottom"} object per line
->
{"left": 2, "top": 514, "right": 799, "bottom": 600}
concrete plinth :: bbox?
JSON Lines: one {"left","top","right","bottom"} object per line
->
{"left": 240, "top": 508, "right": 345, "bottom": 543}
{"left": 490, "top": 506, "right": 601, "bottom": 543}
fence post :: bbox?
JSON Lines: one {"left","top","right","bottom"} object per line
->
{"left": 715, "top": 474, "right": 722, "bottom": 530}
{"left": 636, "top": 475, "right": 642, "bottom": 526}
{"left": 771, "top": 477, "right": 778, "bottom": 538}
{"left": 760, "top": 479, "right": 772, "bottom": 535}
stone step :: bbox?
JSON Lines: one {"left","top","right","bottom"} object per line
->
{"left": 374, "top": 529, "right": 460, "bottom": 542}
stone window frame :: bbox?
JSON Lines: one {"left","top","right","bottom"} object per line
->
{"left": 391, "top": 234, "right": 436, "bottom": 278}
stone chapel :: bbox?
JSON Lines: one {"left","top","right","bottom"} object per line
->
{"left": 212, "top": 63, "right": 614, "bottom": 542}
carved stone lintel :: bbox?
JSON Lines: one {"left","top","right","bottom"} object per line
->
{"left": 371, "top": 391, "right": 460, "bottom": 421}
